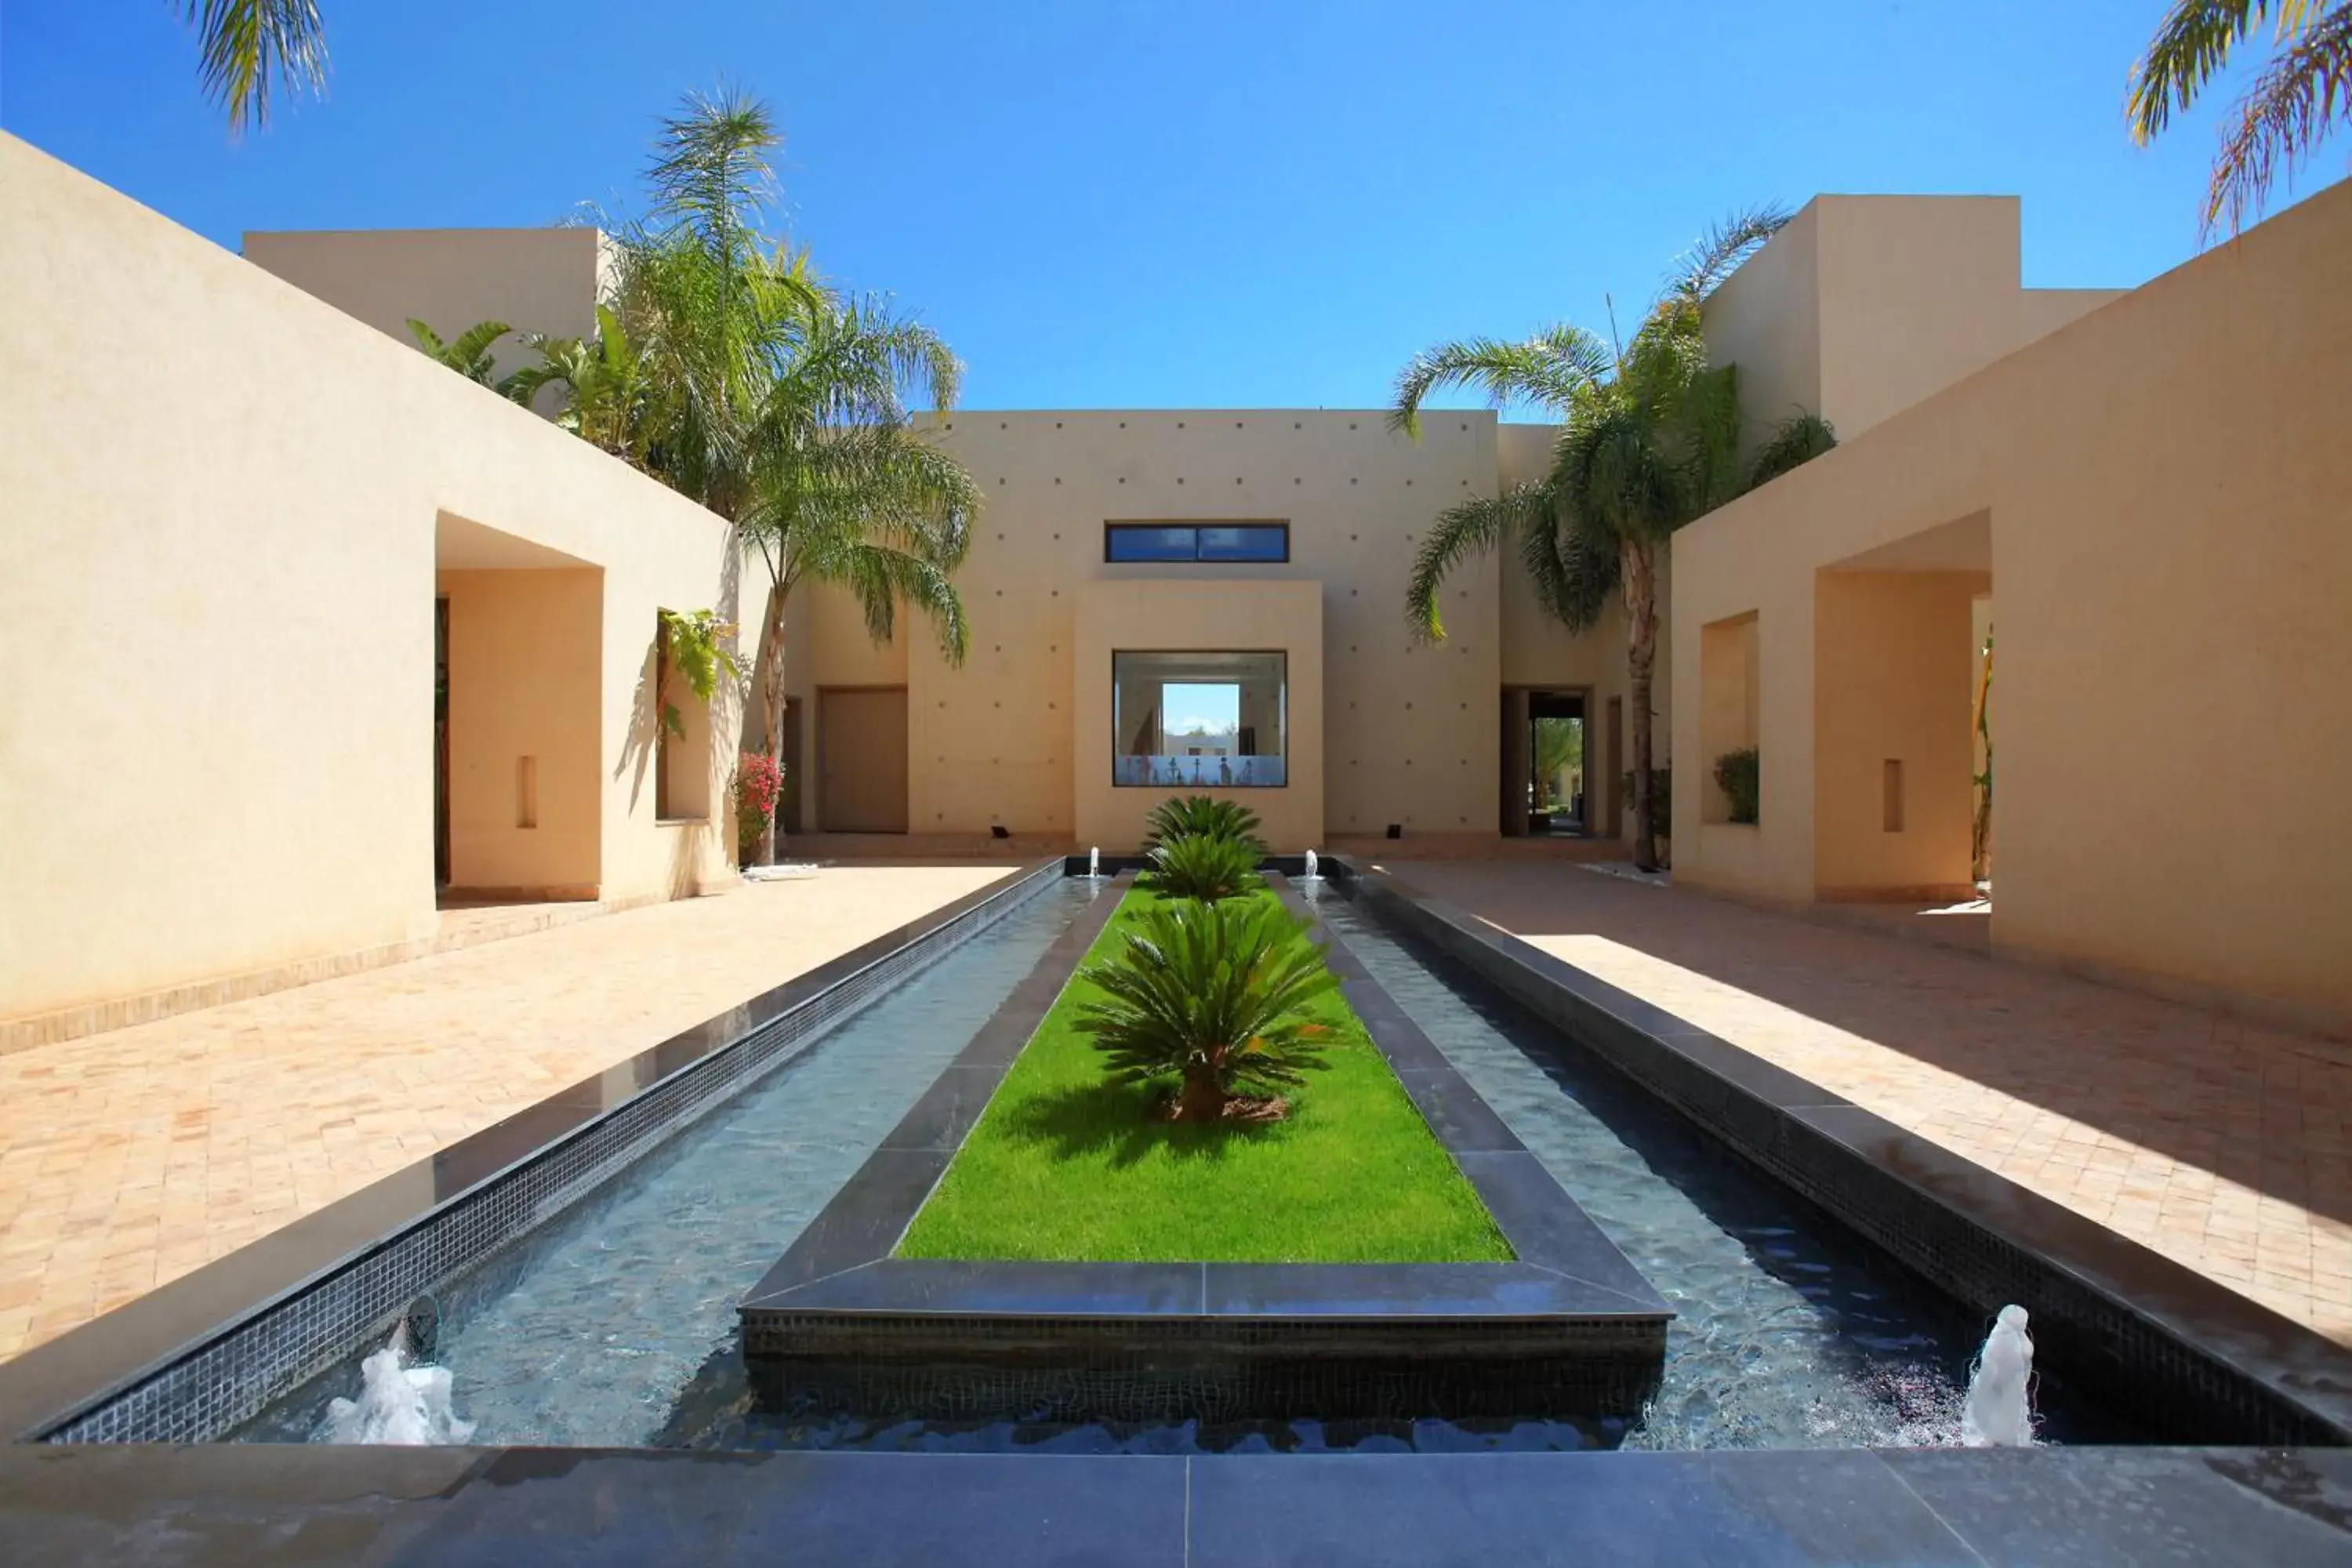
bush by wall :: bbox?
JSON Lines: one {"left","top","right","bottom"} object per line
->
{"left": 1714, "top": 747, "right": 1760, "bottom": 825}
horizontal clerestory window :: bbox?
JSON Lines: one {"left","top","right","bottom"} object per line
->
{"left": 1105, "top": 522, "right": 1289, "bottom": 564}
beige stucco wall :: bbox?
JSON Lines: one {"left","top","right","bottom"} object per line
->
{"left": 0, "top": 136, "right": 737, "bottom": 1026}
{"left": 243, "top": 226, "right": 608, "bottom": 393}
{"left": 1701, "top": 203, "right": 1826, "bottom": 452}
{"left": 1073, "top": 579, "right": 1326, "bottom": 850}
{"left": 1703, "top": 196, "right": 2129, "bottom": 452}
{"left": 1673, "top": 179, "right": 2352, "bottom": 1033}
{"left": 785, "top": 411, "right": 1505, "bottom": 848}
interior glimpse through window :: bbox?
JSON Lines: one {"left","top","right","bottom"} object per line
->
{"left": 1112, "top": 651, "right": 1287, "bottom": 787}
{"left": 1104, "top": 523, "right": 1288, "bottom": 563}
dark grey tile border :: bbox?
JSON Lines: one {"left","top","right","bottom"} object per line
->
{"left": 739, "top": 872, "right": 1671, "bottom": 1422}
{"left": 1328, "top": 855, "right": 2352, "bottom": 1447}
{"left": 0, "top": 858, "right": 1068, "bottom": 1446}
{"left": 6, "top": 1443, "right": 2351, "bottom": 1566}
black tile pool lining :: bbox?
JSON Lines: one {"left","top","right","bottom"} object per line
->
{"left": 1326, "top": 854, "right": 2352, "bottom": 1447}
{"left": 737, "top": 873, "right": 1675, "bottom": 1423}
{"left": 0, "top": 858, "right": 1069, "bottom": 1446}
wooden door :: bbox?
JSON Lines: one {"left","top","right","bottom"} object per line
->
{"left": 818, "top": 688, "right": 909, "bottom": 833}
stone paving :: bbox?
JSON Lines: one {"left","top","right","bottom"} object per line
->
{"left": 1392, "top": 860, "right": 2352, "bottom": 1345}
{"left": 0, "top": 864, "right": 1015, "bottom": 1363}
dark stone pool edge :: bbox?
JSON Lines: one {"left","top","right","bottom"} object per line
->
{"left": 739, "top": 872, "right": 1674, "bottom": 1424}
{"left": 5, "top": 1443, "right": 2351, "bottom": 1566}
{"left": 1329, "top": 855, "right": 2352, "bottom": 1448}
{"left": 0, "top": 858, "right": 1069, "bottom": 1446}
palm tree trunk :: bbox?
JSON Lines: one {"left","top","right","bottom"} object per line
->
{"left": 748, "top": 575, "right": 790, "bottom": 864}
{"left": 1622, "top": 538, "right": 1661, "bottom": 873}
{"left": 1175, "top": 1058, "right": 1229, "bottom": 1121}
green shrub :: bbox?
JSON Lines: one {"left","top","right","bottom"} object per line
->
{"left": 1713, "top": 748, "right": 1760, "bottom": 825}
{"left": 1142, "top": 795, "right": 1267, "bottom": 854}
{"left": 1073, "top": 898, "right": 1338, "bottom": 1121}
{"left": 1144, "top": 833, "right": 1263, "bottom": 903}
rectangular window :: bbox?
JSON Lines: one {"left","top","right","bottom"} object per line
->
{"left": 1112, "top": 651, "right": 1287, "bottom": 787}
{"left": 1104, "top": 522, "right": 1289, "bottom": 564}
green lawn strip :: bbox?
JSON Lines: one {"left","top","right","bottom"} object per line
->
{"left": 895, "top": 886, "right": 1513, "bottom": 1264}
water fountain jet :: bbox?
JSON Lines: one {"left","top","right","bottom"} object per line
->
{"left": 318, "top": 1321, "right": 474, "bottom": 1446}
{"left": 1959, "top": 1304, "right": 2035, "bottom": 1447}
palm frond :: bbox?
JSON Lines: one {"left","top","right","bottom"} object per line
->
{"left": 178, "top": 0, "right": 326, "bottom": 135}
{"left": 645, "top": 85, "right": 782, "bottom": 246}
{"left": 1516, "top": 497, "right": 1619, "bottom": 633}
{"left": 1405, "top": 481, "right": 1553, "bottom": 641}
{"left": 1387, "top": 326, "right": 1612, "bottom": 435}
{"left": 2127, "top": 0, "right": 2322, "bottom": 142}
{"left": 2204, "top": 4, "right": 2352, "bottom": 232}
{"left": 1665, "top": 204, "right": 1794, "bottom": 301}
{"left": 1748, "top": 411, "right": 1838, "bottom": 488}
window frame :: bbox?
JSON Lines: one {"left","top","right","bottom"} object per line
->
{"left": 1102, "top": 521, "right": 1290, "bottom": 564}
{"left": 1109, "top": 648, "right": 1290, "bottom": 789}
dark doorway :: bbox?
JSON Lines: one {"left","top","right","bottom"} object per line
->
{"left": 434, "top": 596, "right": 451, "bottom": 886}
{"left": 779, "top": 698, "right": 804, "bottom": 835}
{"left": 1525, "top": 689, "right": 1588, "bottom": 836}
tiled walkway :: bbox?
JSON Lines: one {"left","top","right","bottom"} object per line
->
{"left": 1392, "top": 861, "right": 2352, "bottom": 1345}
{"left": 0, "top": 864, "right": 1015, "bottom": 1363}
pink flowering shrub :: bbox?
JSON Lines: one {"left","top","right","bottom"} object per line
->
{"left": 732, "top": 752, "right": 785, "bottom": 863}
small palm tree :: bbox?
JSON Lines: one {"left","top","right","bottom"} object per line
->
{"left": 178, "top": 1, "right": 328, "bottom": 134}
{"left": 1075, "top": 900, "right": 1338, "bottom": 1123}
{"left": 1143, "top": 834, "right": 1264, "bottom": 903}
{"left": 405, "top": 319, "right": 510, "bottom": 387}
{"left": 1390, "top": 209, "right": 1835, "bottom": 870}
{"left": 2129, "top": 1, "right": 2352, "bottom": 236}
{"left": 1142, "top": 797, "right": 1268, "bottom": 854}
{"left": 500, "top": 305, "right": 656, "bottom": 461}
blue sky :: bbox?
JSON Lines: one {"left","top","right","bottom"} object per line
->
{"left": 2, "top": 0, "right": 2318, "bottom": 409}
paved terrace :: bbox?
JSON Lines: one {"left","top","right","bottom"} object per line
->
{"left": 0, "top": 864, "right": 1018, "bottom": 1363}
{"left": 1390, "top": 860, "right": 2352, "bottom": 1345}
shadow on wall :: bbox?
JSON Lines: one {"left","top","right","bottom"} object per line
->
{"left": 1392, "top": 862, "right": 2352, "bottom": 1234}
{"left": 617, "top": 633, "right": 662, "bottom": 810}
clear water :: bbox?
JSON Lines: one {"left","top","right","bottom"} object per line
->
{"left": 239, "top": 879, "right": 1101, "bottom": 1447}
{"left": 1311, "top": 898, "right": 2121, "bottom": 1452}
{"left": 243, "top": 879, "right": 2126, "bottom": 1453}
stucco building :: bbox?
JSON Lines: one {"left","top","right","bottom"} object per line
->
{"left": 5, "top": 125, "right": 2347, "bottom": 1045}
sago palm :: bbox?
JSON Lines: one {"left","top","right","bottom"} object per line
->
{"left": 1143, "top": 834, "right": 1265, "bottom": 903}
{"left": 2129, "top": 0, "right": 2352, "bottom": 236}
{"left": 1141, "top": 797, "right": 1268, "bottom": 855}
{"left": 1074, "top": 899, "right": 1338, "bottom": 1123}
{"left": 1390, "top": 209, "right": 1834, "bottom": 871}
{"left": 177, "top": 1, "right": 327, "bottom": 134}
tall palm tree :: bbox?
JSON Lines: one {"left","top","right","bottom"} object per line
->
{"left": 1390, "top": 209, "right": 1835, "bottom": 871}
{"left": 2129, "top": 1, "right": 2352, "bottom": 235}
{"left": 512, "top": 89, "right": 976, "bottom": 860}
{"left": 728, "top": 295, "right": 976, "bottom": 858}
{"left": 178, "top": 1, "right": 328, "bottom": 133}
